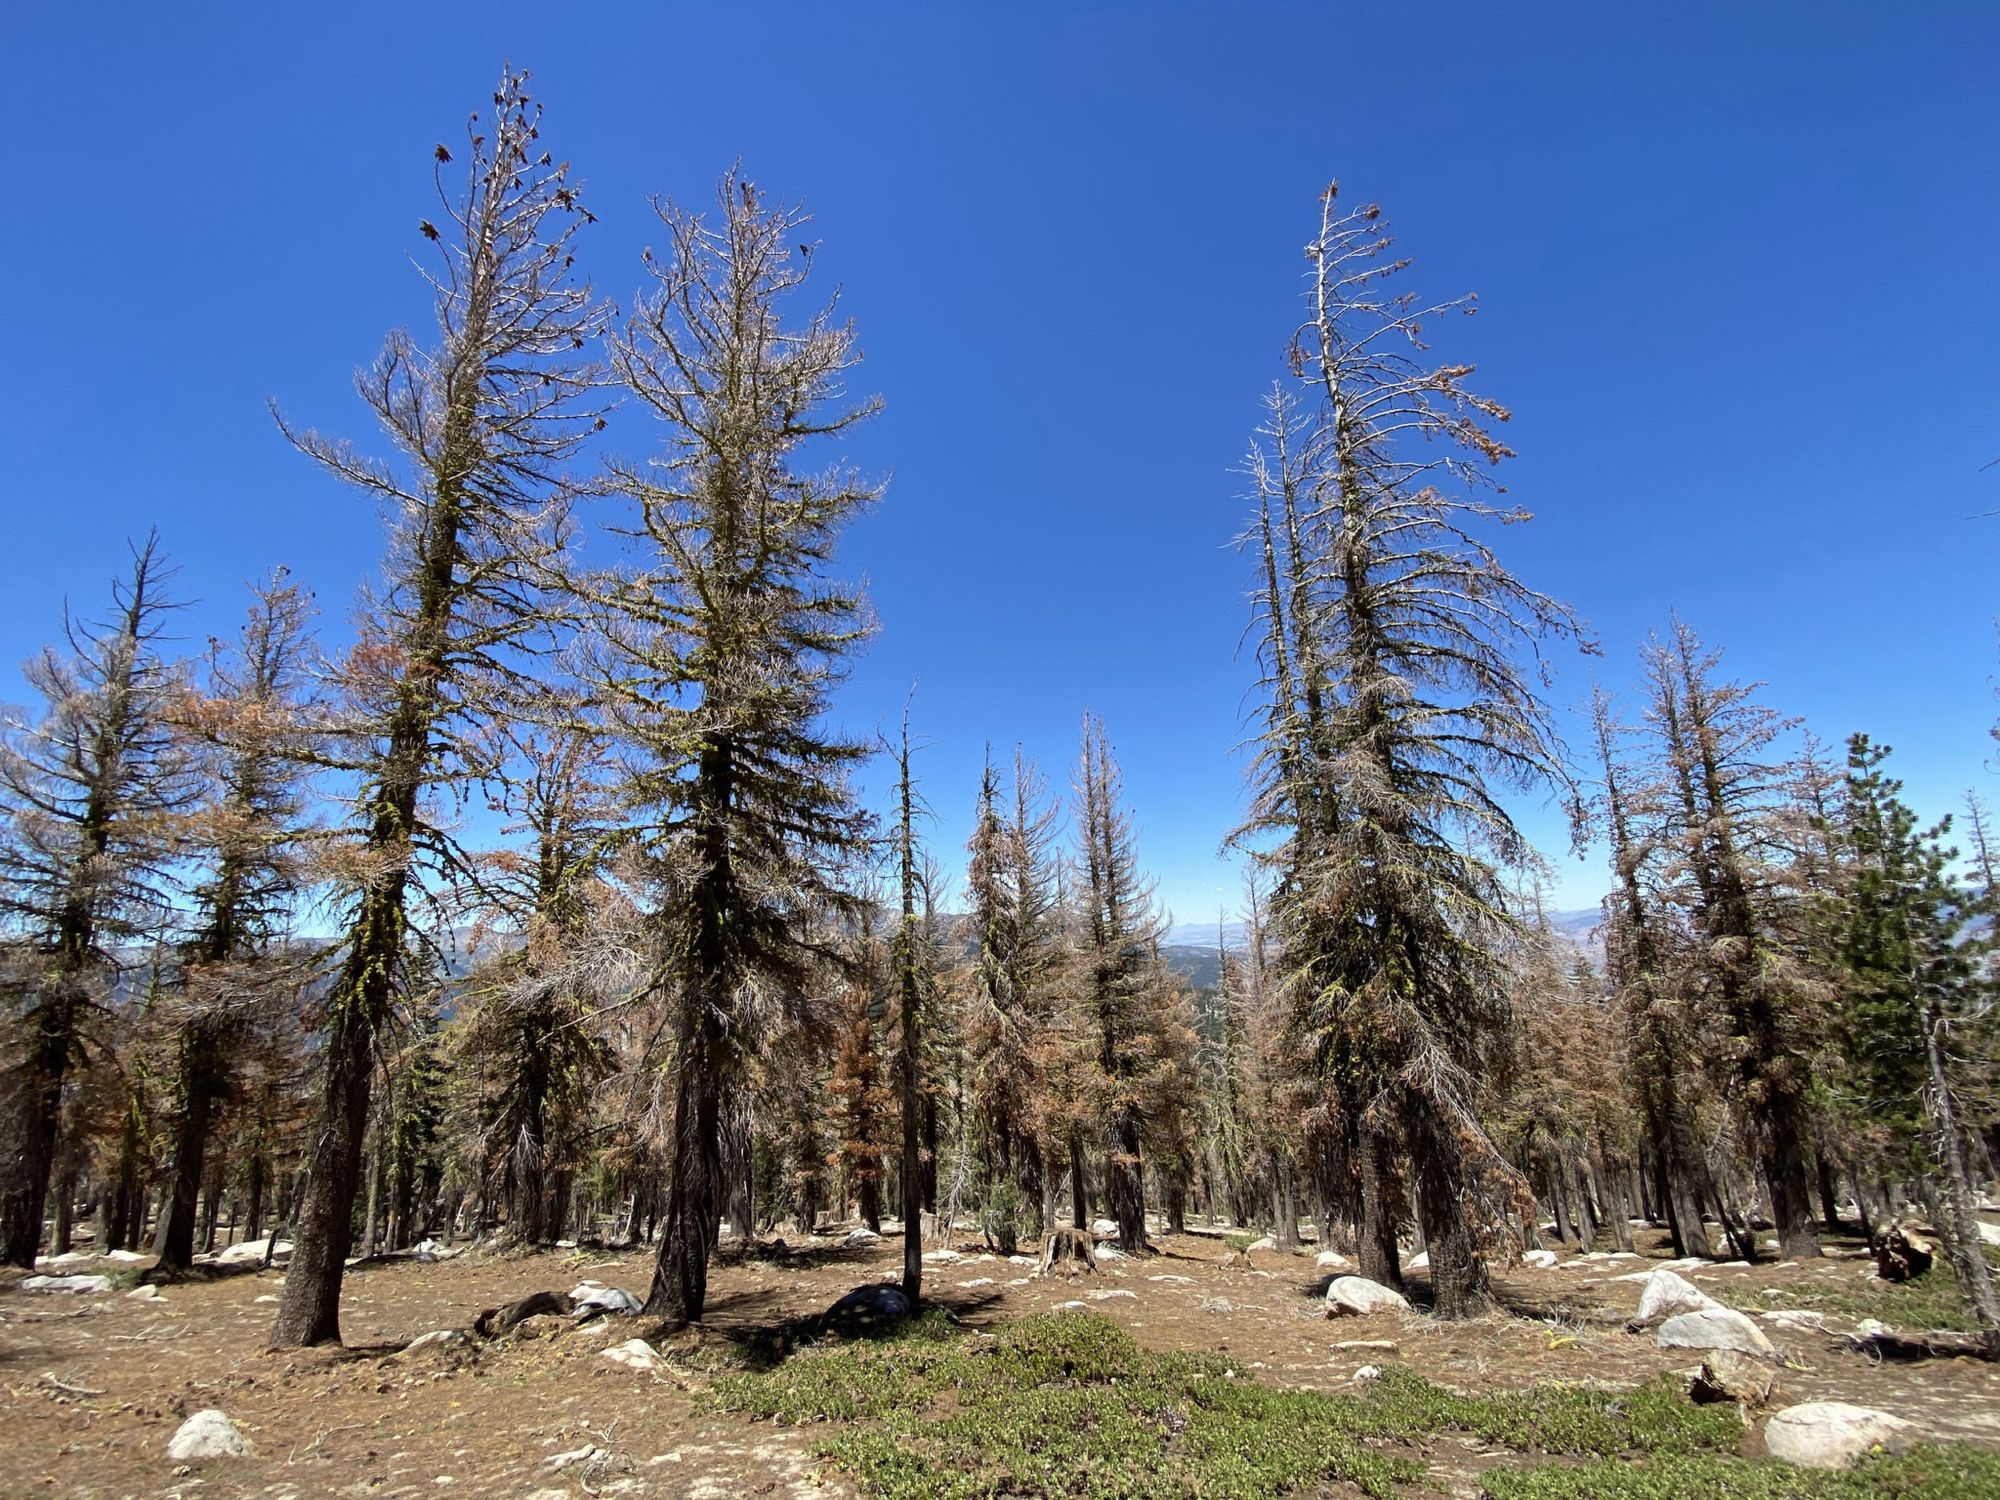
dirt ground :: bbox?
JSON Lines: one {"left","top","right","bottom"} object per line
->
{"left": 4, "top": 1224, "right": 1998, "bottom": 1500}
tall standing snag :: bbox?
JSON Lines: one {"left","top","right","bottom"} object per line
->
{"left": 1242, "top": 185, "right": 1583, "bottom": 1317}
{"left": 268, "top": 71, "right": 600, "bottom": 1347}
{"left": 600, "top": 171, "right": 879, "bottom": 1328}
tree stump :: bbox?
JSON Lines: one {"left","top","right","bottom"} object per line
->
{"left": 1038, "top": 1226, "right": 1098, "bottom": 1276}
{"left": 1872, "top": 1221, "right": 1934, "bottom": 1283}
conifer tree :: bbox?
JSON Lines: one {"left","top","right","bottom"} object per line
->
{"left": 0, "top": 534, "right": 189, "bottom": 1266}
{"left": 1590, "top": 683, "right": 1716, "bottom": 1257}
{"left": 963, "top": 750, "right": 1057, "bottom": 1252}
{"left": 1645, "top": 622, "right": 1823, "bottom": 1259}
{"left": 1833, "top": 736, "right": 1999, "bottom": 1349}
{"left": 154, "top": 573, "right": 320, "bottom": 1272}
{"left": 600, "top": 172, "right": 878, "bottom": 1325}
{"left": 891, "top": 709, "right": 930, "bottom": 1300}
{"left": 269, "top": 70, "right": 601, "bottom": 1347}
{"left": 452, "top": 713, "right": 624, "bottom": 1246}
{"left": 1074, "top": 714, "right": 1166, "bottom": 1254}
{"left": 1242, "top": 185, "right": 1582, "bottom": 1316}
{"left": 826, "top": 904, "right": 893, "bottom": 1233}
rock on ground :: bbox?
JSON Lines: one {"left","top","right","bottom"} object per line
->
{"left": 1325, "top": 1276, "right": 1410, "bottom": 1317}
{"left": 819, "top": 1283, "right": 910, "bottom": 1338}
{"left": 401, "top": 1329, "right": 474, "bottom": 1355}
{"left": 213, "top": 1237, "right": 291, "bottom": 1266}
{"left": 167, "top": 1409, "right": 250, "bottom": 1460}
{"left": 1764, "top": 1402, "right": 1918, "bottom": 1469}
{"left": 840, "top": 1227, "right": 882, "bottom": 1247}
{"left": 1656, "top": 1307, "right": 1776, "bottom": 1359}
{"left": 1315, "top": 1250, "right": 1351, "bottom": 1270}
{"left": 1635, "top": 1268, "right": 1722, "bottom": 1326}
{"left": 22, "top": 1274, "right": 112, "bottom": 1294}
{"left": 1521, "top": 1249, "right": 1559, "bottom": 1269}
{"left": 1690, "top": 1350, "right": 1777, "bottom": 1406}
{"left": 600, "top": 1338, "right": 661, "bottom": 1371}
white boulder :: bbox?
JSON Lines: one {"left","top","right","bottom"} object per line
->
{"left": 921, "top": 1248, "right": 962, "bottom": 1264}
{"left": 1325, "top": 1275, "right": 1410, "bottom": 1316}
{"left": 1246, "top": 1236, "right": 1278, "bottom": 1252}
{"left": 1635, "top": 1268, "right": 1721, "bottom": 1325}
{"left": 1521, "top": 1249, "right": 1559, "bottom": 1269}
{"left": 1977, "top": 1221, "right": 2000, "bottom": 1247}
{"left": 214, "top": 1238, "right": 290, "bottom": 1266}
{"left": 600, "top": 1338, "right": 661, "bottom": 1371}
{"left": 22, "top": 1274, "right": 112, "bottom": 1294}
{"left": 1764, "top": 1402, "right": 1917, "bottom": 1469}
{"left": 1315, "top": 1250, "right": 1351, "bottom": 1271}
{"left": 167, "top": 1409, "right": 250, "bottom": 1461}
{"left": 840, "top": 1227, "right": 882, "bottom": 1247}
{"left": 1657, "top": 1308, "right": 1776, "bottom": 1358}
{"left": 1405, "top": 1251, "right": 1430, "bottom": 1271}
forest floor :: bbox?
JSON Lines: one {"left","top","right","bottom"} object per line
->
{"left": 4, "top": 1220, "right": 1999, "bottom": 1499}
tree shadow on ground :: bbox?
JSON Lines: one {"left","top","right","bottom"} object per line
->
{"left": 693, "top": 1285, "right": 1006, "bottom": 1370}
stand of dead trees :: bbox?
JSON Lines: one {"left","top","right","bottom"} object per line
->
{"left": 1, "top": 78, "right": 1995, "bottom": 1356}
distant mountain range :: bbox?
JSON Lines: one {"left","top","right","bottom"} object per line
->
{"left": 1157, "top": 907, "right": 1606, "bottom": 992}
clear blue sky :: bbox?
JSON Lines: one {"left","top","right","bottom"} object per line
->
{"left": 4, "top": 4, "right": 1996, "bottom": 926}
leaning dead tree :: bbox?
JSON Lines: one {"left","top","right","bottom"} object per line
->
{"left": 268, "top": 69, "right": 601, "bottom": 1348}
{"left": 598, "top": 171, "right": 879, "bottom": 1328}
{"left": 1243, "top": 184, "right": 1583, "bottom": 1317}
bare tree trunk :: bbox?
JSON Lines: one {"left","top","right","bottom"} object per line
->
{"left": 156, "top": 1028, "right": 224, "bottom": 1272}
{"left": 645, "top": 974, "right": 726, "bottom": 1327}
{"left": 1069, "top": 1135, "right": 1088, "bottom": 1231}
{"left": 1, "top": 983, "right": 82, "bottom": 1266}
{"left": 1271, "top": 1150, "right": 1300, "bottom": 1251}
{"left": 1922, "top": 997, "right": 2000, "bottom": 1355}
{"left": 1413, "top": 1115, "right": 1493, "bottom": 1318}
{"left": 1358, "top": 1131, "right": 1403, "bottom": 1289}
{"left": 1105, "top": 1112, "right": 1148, "bottom": 1254}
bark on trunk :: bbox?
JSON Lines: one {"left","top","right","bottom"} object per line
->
{"left": 267, "top": 961, "right": 378, "bottom": 1346}
{"left": 156, "top": 1025, "right": 225, "bottom": 1272}
{"left": 0, "top": 980, "right": 82, "bottom": 1266}
{"left": 643, "top": 993, "right": 725, "bottom": 1326}
{"left": 1358, "top": 1130, "right": 1403, "bottom": 1289}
